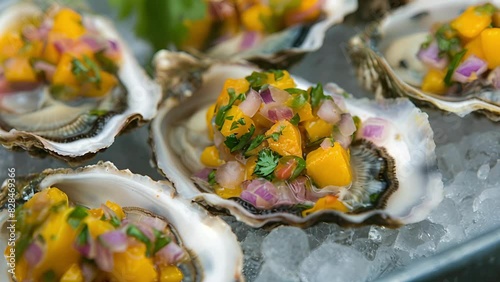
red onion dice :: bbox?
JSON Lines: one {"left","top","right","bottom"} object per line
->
{"left": 317, "top": 99, "right": 341, "bottom": 124}
{"left": 238, "top": 89, "right": 262, "bottom": 117}
{"left": 338, "top": 114, "right": 356, "bottom": 137}
{"left": 417, "top": 41, "right": 449, "bottom": 70}
{"left": 215, "top": 161, "right": 245, "bottom": 189}
{"left": 452, "top": 55, "right": 487, "bottom": 83}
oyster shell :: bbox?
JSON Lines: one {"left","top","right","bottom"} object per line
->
{"left": 348, "top": 0, "right": 500, "bottom": 121}
{"left": 184, "top": 0, "right": 358, "bottom": 68}
{"left": 151, "top": 56, "right": 443, "bottom": 228}
{"left": 0, "top": 162, "right": 243, "bottom": 281}
{"left": 0, "top": 2, "right": 161, "bottom": 161}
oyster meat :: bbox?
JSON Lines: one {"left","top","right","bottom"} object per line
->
{"left": 151, "top": 54, "right": 443, "bottom": 228}
{"left": 0, "top": 2, "right": 161, "bottom": 161}
{"left": 0, "top": 162, "right": 243, "bottom": 281}
{"left": 348, "top": 0, "right": 500, "bottom": 121}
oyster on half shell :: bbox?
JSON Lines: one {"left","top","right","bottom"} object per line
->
{"left": 151, "top": 53, "right": 443, "bottom": 228}
{"left": 348, "top": 0, "right": 500, "bottom": 121}
{"left": 0, "top": 162, "right": 243, "bottom": 282}
{"left": 0, "top": 2, "right": 161, "bottom": 161}
{"left": 182, "top": 0, "right": 358, "bottom": 69}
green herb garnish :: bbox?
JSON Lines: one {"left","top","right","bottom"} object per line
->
{"left": 42, "top": 270, "right": 56, "bottom": 282}
{"left": 214, "top": 88, "right": 245, "bottom": 129}
{"left": 109, "top": 216, "right": 121, "bottom": 228}
{"left": 67, "top": 206, "right": 88, "bottom": 229}
{"left": 444, "top": 49, "right": 467, "bottom": 86}
{"left": 290, "top": 113, "right": 300, "bottom": 125}
{"left": 286, "top": 88, "right": 309, "bottom": 108}
{"left": 208, "top": 170, "right": 217, "bottom": 186}
{"left": 71, "top": 55, "right": 102, "bottom": 87}
{"left": 310, "top": 83, "right": 332, "bottom": 109}
{"left": 271, "top": 69, "right": 284, "bottom": 81}
{"left": 475, "top": 3, "right": 497, "bottom": 15}
{"left": 75, "top": 224, "right": 89, "bottom": 247}
{"left": 126, "top": 225, "right": 152, "bottom": 256}
{"left": 224, "top": 125, "right": 256, "bottom": 152}
{"left": 254, "top": 149, "right": 281, "bottom": 179}
{"left": 153, "top": 229, "right": 171, "bottom": 254}
{"left": 245, "top": 71, "right": 268, "bottom": 90}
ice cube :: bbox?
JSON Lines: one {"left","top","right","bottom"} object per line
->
{"left": 436, "top": 224, "right": 466, "bottom": 251}
{"left": 477, "top": 163, "right": 490, "bottom": 180}
{"left": 428, "top": 198, "right": 462, "bottom": 226}
{"left": 255, "top": 263, "right": 300, "bottom": 282}
{"left": 305, "top": 222, "right": 344, "bottom": 249}
{"left": 261, "top": 226, "right": 310, "bottom": 279}
{"left": 242, "top": 231, "right": 266, "bottom": 281}
{"left": 299, "top": 242, "right": 370, "bottom": 282}
{"left": 351, "top": 238, "right": 380, "bottom": 260}
{"left": 393, "top": 220, "right": 445, "bottom": 257}
{"left": 368, "top": 246, "right": 411, "bottom": 281}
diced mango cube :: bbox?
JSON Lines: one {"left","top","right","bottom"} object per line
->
{"left": 216, "top": 78, "right": 250, "bottom": 108}
{"left": 214, "top": 186, "right": 243, "bottom": 199}
{"left": 241, "top": 5, "right": 273, "bottom": 32}
{"left": 52, "top": 53, "right": 79, "bottom": 87}
{"left": 81, "top": 70, "right": 118, "bottom": 98}
{"left": 266, "top": 120, "right": 302, "bottom": 157}
{"left": 266, "top": 70, "right": 296, "bottom": 90}
{"left": 111, "top": 244, "right": 157, "bottom": 282}
{"left": 451, "top": 6, "right": 492, "bottom": 39}
{"left": 0, "top": 32, "right": 23, "bottom": 61}
{"left": 52, "top": 8, "right": 85, "bottom": 39}
{"left": 105, "top": 200, "right": 125, "bottom": 220}
{"left": 60, "top": 263, "right": 84, "bottom": 282}
{"left": 85, "top": 216, "right": 115, "bottom": 238}
{"left": 302, "top": 195, "right": 349, "bottom": 216}
{"left": 160, "top": 265, "right": 184, "bottom": 282}
{"left": 306, "top": 141, "right": 352, "bottom": 187}
{"left": 421, "top": 69, "right": 448, "bottom": 95}
{"left": 245, "top": 156, "right": 258, "bottom": 180}
{"left": 284, "top": 0, "right": 322, "bottom": 26}
{"left": 302, "top": 118, "right": 333, "bottom": 142}
{"left": 201, "top": 145, "right": 225, "bottom": 167}
{"left": 464, "top": 35, "right": 485, "bottom": 60}
{"left": 220, "top": 106, "right": 255, "bottom": 137}
{"left": 481, "top": 28, "right": 500, "bottom": 69}
{"left": 3, "top": 57, "right": 37, "bottom": 83}
{"left": 295, "top": 101, "right": 315, "bottom": 122}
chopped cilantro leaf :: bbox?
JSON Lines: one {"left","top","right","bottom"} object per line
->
{"left": 75, "top": 224, "right": 89, "bottom": 247}
{"left": 230, "top": 122, "right": 239, "bottom": 130}
{"left": 67, "top": 206, "right": 89, "bottom": 229}
{"left": 444, "top": 49, "right": 467, "bottom": 86}
{"left": 475, "top": 3, "right": 496, "bottom": 15}
{"left": 310, "top": 83, "right": 332, "bottom": 109}
{"left": 109, "top": 216, "right": 121, "bottom": 227}
{"left": 127, "top": 225, "right": 152, "bottom": 256}
{"left": 269, "top": 126, "right": 285, "bottom": 142}
{"left": 224, "top": 134, "right": 240, "bottom": 150}
{"left": 245, "top": 134, "right": 267, "bottom": 154}
{"left": 153, "top": 229, "right": 171, "bottom": 254}
{"left": 237, "top": 118, "right": 246, "bottom": 125}
{"left": 290, "top": 113, "right": 300, "bottom": 125}
{"left": 254, "top": 149, "right": 280, "bottom": 179}
{"left": 214, "top": 88, "right": 245, "bottom": 129}
{"left": 208, "top": 170, "right": 217, "bottom": 186}
{"left": 225, "top": 125, "right": 256, "bottom": 153}
{"left": 271, "top": 69, "right": 284, "bottom": 81}
{"left": 286, "top": 88, "right": 309, "bottom": 108}
{"left": 245, "top": 71, "right": 268, "bottom": 90}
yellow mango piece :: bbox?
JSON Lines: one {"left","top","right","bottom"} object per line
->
{"left": 481, "top": 28, "right": 500, "bottom": 69}
{"left": 33, "top": 208, "right": 80, "bottom": 280}
{"left": 201, "top": 145, "right": 225, "bottom": 167}
{"left": 241, "top": 5, "right": 273, "bottom": 32}
{"left": 88, "top": 208, "right": 104, "bottom": 219}
{"left": 206, "top": 103, "right": 216, "bottom": 140}
{"left": 265, "top": 120, "right": 302, "bottom": 157}
{"left": 105, "top": 200, "right": 125, "bottom": 220}
{"left": 306, "top": 141, "right": 352, "bottom": 187}
{"left": 302, "top": 195, "right": 349, "bottom": 216}
{"left": 160, "top": 265, "right": 184, "bottom": 282}
{"left": 60, "top": 263, "right": 84, "bottom": 282}
{"left": 52, "top": 53, "right": 79, "bottom": 87}
{"left": 245, "top": 156, "right": 258, "bottom": 180}
{"left": 85, "top": 216, "right": 115, "bottom": 238}
{"left": 421, "top": 69, "right": 448, "bottom": 95}
{"left": 266, "top": 70, "right": 296, "bottom": 90}
{"left": 42, "top": 32, "right": 65, "bottom": 64}
{"left": 216, "top": 78, "right": 250, "bottom": 108}
{"left": 111, "top": 244, "right": 157, "bottom": 282}
{"left": 181, "top": 16, "right": 213, "bottom": 50}
{"left": 52, "top": 8, "right": 85, "bottom": 39}
{"left": 3, "top": 57, "right": 37, "bottom": 83}
{"left": 295, "top": 102, "right": 315, "bottom": 122}
{"left": 464, "top": 35, "right": 485, "bottom": 60}
{"left": 214, "top": 186, "right": 243, "bottom": 199}
{"left": 303, "top": 118, "right": 333, "bottom": 142}
{"left": 0, "top": 32, "right": 23, "bottom": 61}
{"left": 284, "top": 0, "right": 322, "bottom": 26}
{"left": 451, "top": 6, "right": 492, "bottom": 39}
{"left": 253, "top": 112, "right": 274, "bottom": 129}
{"left": 22, "top": 187, "right": 68, "bottom": 225}
{"left": 220, "top": 106, "right": 255, "bottom": 137}
{"left": 81, "top": 70, "right": 118, "bottom": 97}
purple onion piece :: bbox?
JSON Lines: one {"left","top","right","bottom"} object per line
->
{"left": 156, "top": 242, "right": 187, "bottom": 265}
{"left": 240, "top": 31, "right": 259, "bottom": 50}
{"left": 452, "top": 55, "right": 488, "bottom": 83}
{"left": 25, "top": 242, "right": 43, "bottom": 266}
{"left": 193, "top": 168, "right": 212, "bottom": 181}
{"left": 417, "top": 41, "right": 449, "bottom": 70}
{"left": 99, "top": 230, "right": 128, "bottom": 252}
{"left": 338, "top": 114, "right": 356, "bottom": 137}
{"left": 260, "top": 88, "right": 274, "bottom": 103}
{"left": 362, "top": 124, "right": 384, "bottom": 139}
{"left": 94, "top": 241, "right": 114, "bottom": 272}
{"left": 240, "top": 191, "right": 258, "bottom": 206}
{"left": 138, "top": 215, "right": 167, "bottom": 231}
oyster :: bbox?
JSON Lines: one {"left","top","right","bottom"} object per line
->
{"left": 348, "top": 0, "right": 500, "bottom": 121}
{"left": 0, "top": 162, "right": 243, "bottom": 281}
{"left": 151, "top": 55, "right": 443, "bottom": 228}
{"left": 0, "top": 2, "right": 161, "bottom": 161}
{"left": 181, "top": 0, "right": 358, "bottom": 68}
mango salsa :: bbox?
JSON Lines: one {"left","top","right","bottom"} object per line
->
{"left": 199, "top": 70, "right": 358, "bottom": 215}
{"left": 10, "top": 188, "right": 185, "bottom": 282}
